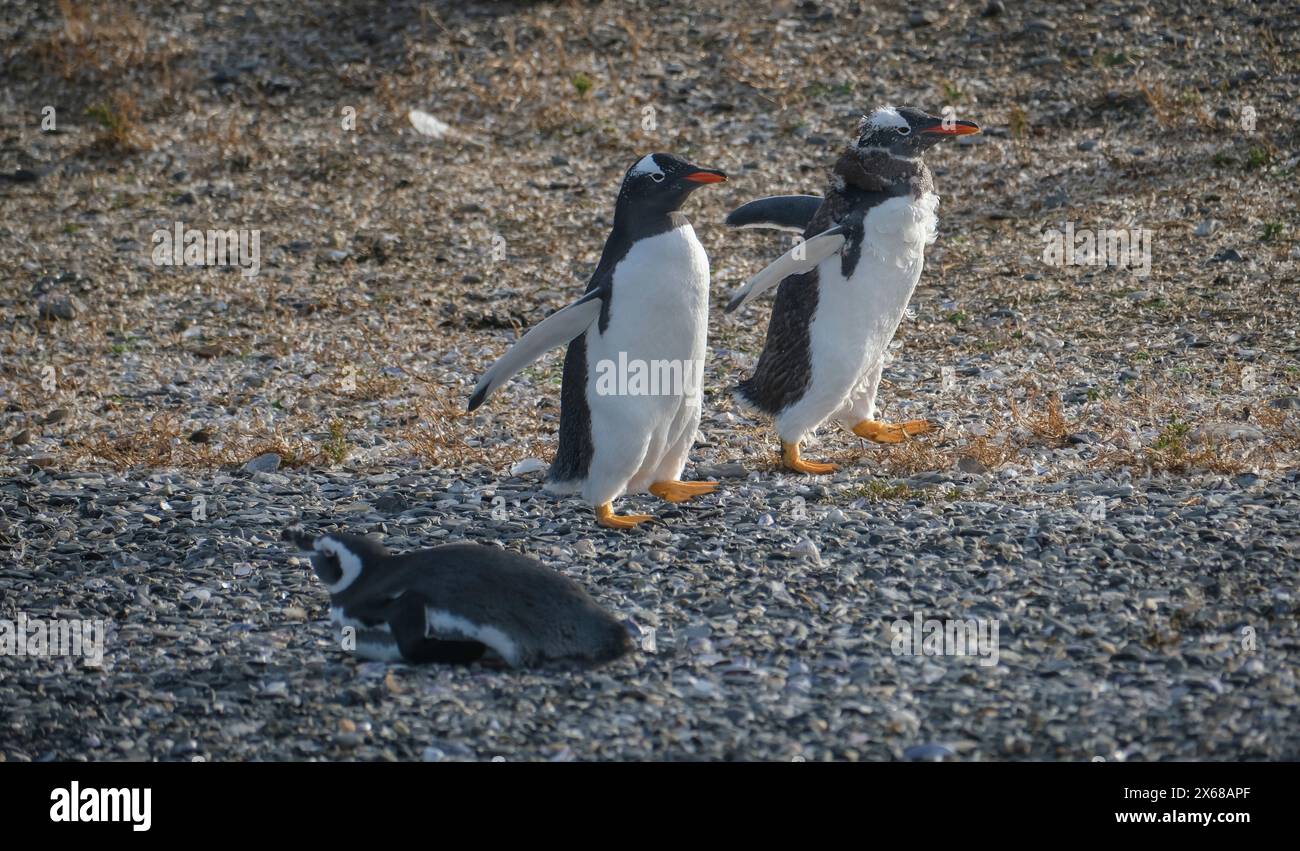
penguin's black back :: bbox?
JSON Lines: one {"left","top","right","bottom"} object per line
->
{"left": 735, "top": 267, "right": 821, "bottom": 416}
{"left": 549, "top": 332, "right": 594, "bottom": 484}
{"left": 365, "top": 544, "right": 630, "bottom": 667}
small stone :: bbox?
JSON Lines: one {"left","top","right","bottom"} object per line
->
{"left": 38, "top": 297, "right": 78, "bottom": 321}
{"left": 374, "top": 493, "right": 408, "bottom": 513}
{"left": 790, "top": 536, "right": 822, "bottom": 565}
{"left": 956, "top": 457, "right": 989, "bottom": 475}
{"left": 903, "top": 743, "right": 955, "bottom": 761}
{"left": 908, "top": 10, "right": 939, "bottom": 27}
{"left": 244, "top": 452, "right": 281, "bottom": 473}
{"left": 11, "top": 429, "right": 31, "bottom": 446}
{"left": 509, "top": 458, "right": 547, "bottom": 476}
{"left": 1190, "top": 422, "right": 1265, "bottom": 443}
{"left": 696, "top": 462, "right": 748, "bottom": 479}
{"left": 1194, "top": 220, "right": 1220, "bottom": 237}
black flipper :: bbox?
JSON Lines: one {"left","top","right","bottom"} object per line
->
{"left": 387, "top": 593, "right": 487, "bottom": 665}
{"left": 724, "top": 224, "right": 847, "bottom": 313}
{"left": 467, "top": 288, "right": 604, "bottom": 411}
{"left": 725, "top": 195, "right": 823, "bottom": 232}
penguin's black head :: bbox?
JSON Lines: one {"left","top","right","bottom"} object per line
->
{"left": 616, "top": 153, "right": 727, "bottom": 216}
{"left": 853, "top": 106, "right": 980, "bottom": 158}
{"left": 283, "top": 527, "right": 390, "bottom": 596}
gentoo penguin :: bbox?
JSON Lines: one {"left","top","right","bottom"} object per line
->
{"left": 283, "top": 526, "right": 631, "bottom": 667}
{"left": 724, "top": 106, "right": 979, "bottom": 473}
{"left": 468, "top": 153, "right": 727, "bottom": 529}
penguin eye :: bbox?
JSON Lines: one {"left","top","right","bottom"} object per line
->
{"left": 649, "top": 172, "right": 665, "bottom": 183}
{"left": 896, "top": 126, "right": 911, "bottom": 136}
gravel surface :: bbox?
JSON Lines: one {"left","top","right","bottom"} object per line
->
{"left": 2, "top": 463, "right": 1297, "bottom": 761}
{"left": 1, "top": 0, "right": 1298, "bottom": 760}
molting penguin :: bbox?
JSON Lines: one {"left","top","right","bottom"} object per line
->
{"left": 468, "top": 153, "right": 728, "bottom": 529}
{"left": 724, "top": 107, "right": 979, "bottom": 473}
{"left": 283, "top": 526, "right": 631, "bottom": 667}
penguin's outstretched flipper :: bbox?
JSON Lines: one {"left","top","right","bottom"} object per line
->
{"left": 725, "top": 225, "right": 847, "bottom": 314}
{"left": 725, "top": 195, "right": 823, "bottom": 233}
{"left": 468, "top": 290, "right": 603, "bottom": 411}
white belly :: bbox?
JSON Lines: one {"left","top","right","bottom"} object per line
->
{"left": 589, "top": 224, "right": 710, "bottom": 376}
{"left": 583, "top": 224, "right": 710, "bottom": 499}
{"left": 780, "top": 194, "right": 938, "bottom": 438}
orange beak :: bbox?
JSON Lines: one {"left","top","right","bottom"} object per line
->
{"left": 684, "top": 169, "right": 728, "bottom": 183}
{"left": 924, "top": 120, "right": 981, "bottom": 136}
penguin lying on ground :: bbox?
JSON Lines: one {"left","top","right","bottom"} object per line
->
{"left": 283, "top": 526, "right": 631, "bottom": 667}
{"left": 724, "top": 106, "right": 979, "bottom": 474}
{"left": 468, "top": 153, "right": 728, "bottom": 529}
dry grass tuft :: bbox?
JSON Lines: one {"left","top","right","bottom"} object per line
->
{"left": 64, "top": 413, "right": 326, "bottom": 470}
{"left": 403, "top": 384, "right": 545, "bottom": 471}
{"left": 85, "top": 90, "right": 149, "bottom": 153}
{"left": 27, "top": 0, "right": 175, "bottom": 83}
{"left": 1011, "top": 392, "right": 1074, "bottom": 448}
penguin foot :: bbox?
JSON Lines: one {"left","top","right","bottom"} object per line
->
{"left": 852, "top": 418, "right": 932, "bottom": 444}
{"left": 649, "top": 480, "right": 719, "bottom": 503}
{"left": 595, "top": 503, "right": 654, "bottom": 530}
{"left": 781, "top": 441, "right": 838, "bottom": 475}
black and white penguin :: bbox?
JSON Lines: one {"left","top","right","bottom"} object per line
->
{"left": 468, "top": 153, "right": 728, "bottom": 529}
{"left": 283, "top": 526, "right": 631, "bottom": 667}
{"left": 723, "top": 106, "right": 979, "bottom": 473}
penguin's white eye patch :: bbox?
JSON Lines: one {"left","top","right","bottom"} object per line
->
{"left": 896, "top": 126, "right": 911, "bottom": 136}
{"left": 313, "top": 536, "right": 364, "bottom": 593}
{"left": 628, "top": 153, "right": 666, "bottom": 183}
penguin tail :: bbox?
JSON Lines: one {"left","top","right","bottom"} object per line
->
{"left": 542, "top": 475, "right": 583, "bottom": 496}
{"left": 731, "top": 383, "right": 775, "bottom": 421}
{"left": 600, "top": 622, "right": 635, "bottom": 663}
